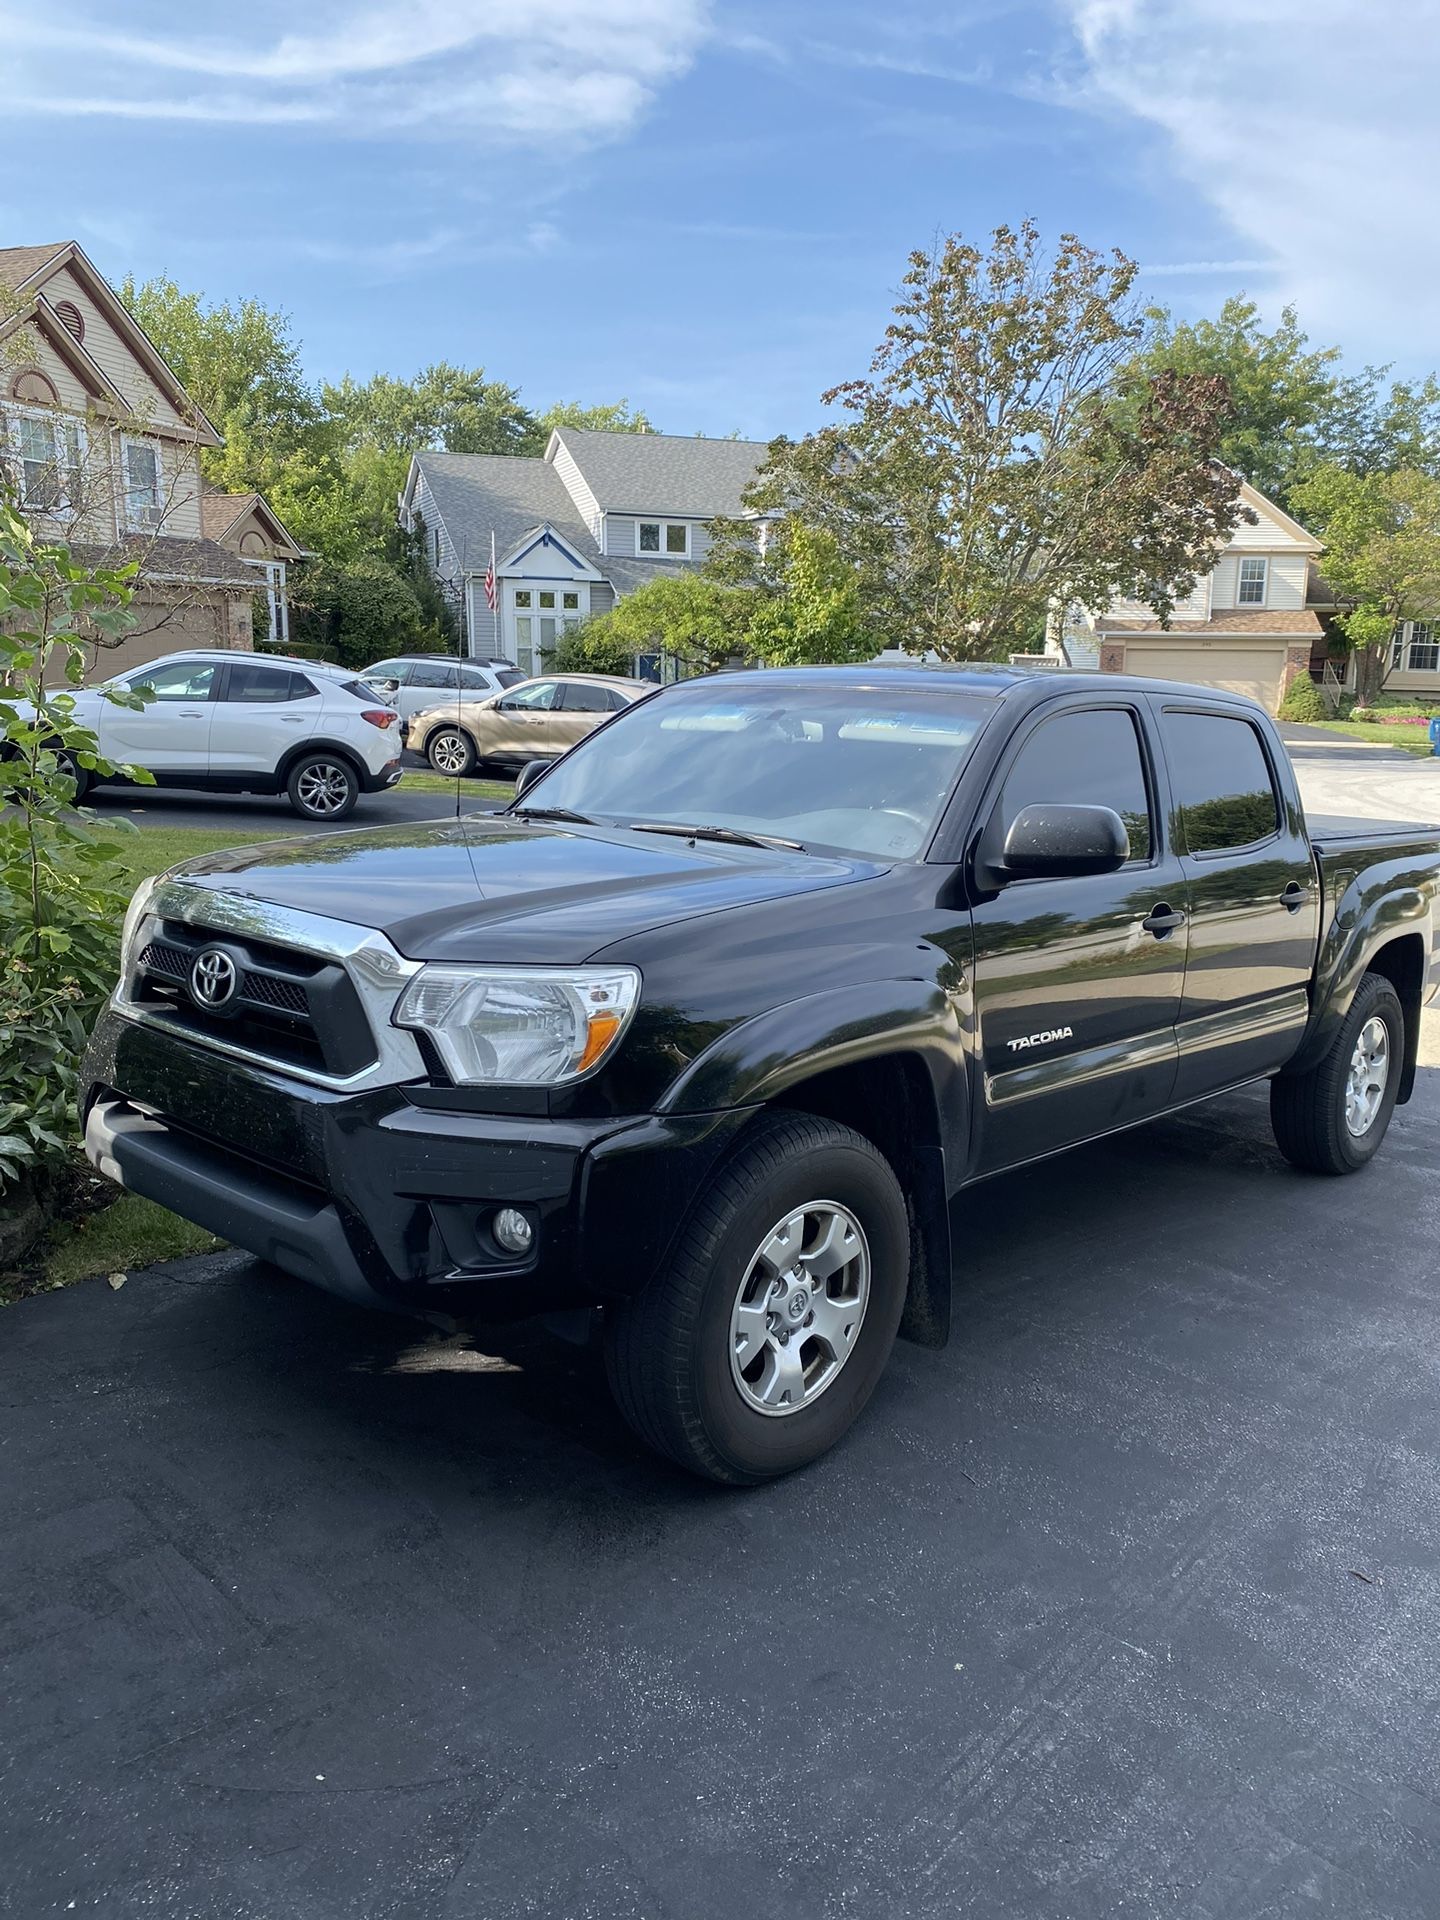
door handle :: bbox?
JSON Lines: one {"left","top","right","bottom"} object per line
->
{"left": 1141, "top": 904, "right": 1187, "bottom": 937}
{"left": 1280, "top": 882, "right": 1309, "bottom": 912}
{"left": 177, "top": 708, "right": 205, "bottom": 718}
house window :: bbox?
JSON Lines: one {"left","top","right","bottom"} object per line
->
{"left": 122, "top": 437, "right": 162, "bottom": 529}
{"left": 638, "top": 520, "right": 690, "bottom": 558}
{"left": 8, "top": 408, "right": 84, "bottom": 515}
{"left": 514, "top": 590, "right": 532, "bottom": 609}
{"left": 1237, "top": 556, "right": 1268, "bottom": 606}
{"left": 10, "top": 369, "right": 59, "bottom": 406}
{"left": 1396, "top": 620, "right": 1439, "bottom": 673}
{"left": 563, "top": 592, "right": 579, "bottom": 610}
{"left": 539, "top": 591, "right": 556, "bottom": 609}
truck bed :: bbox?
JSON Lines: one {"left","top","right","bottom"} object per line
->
{"left": 1307, "top": 814, "right": 1440, "bottom": 855}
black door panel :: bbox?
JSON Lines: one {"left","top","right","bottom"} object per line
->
{"left": 970, "top": 703, "right": 1186, "bottom": 1173}
{"left": 1155, "top": 703, "right": 1319, "bottom": 1097}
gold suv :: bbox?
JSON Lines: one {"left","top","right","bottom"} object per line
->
{"left": 407, "top": 673, "right": 646, "bottom": 778}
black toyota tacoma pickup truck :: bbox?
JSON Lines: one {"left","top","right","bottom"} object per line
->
{"left": 82, "top": 666, "right": 1440, "bottom": 1482}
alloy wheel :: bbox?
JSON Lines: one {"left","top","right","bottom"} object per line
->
{"left": 430, "top": 732, "right": 470, "bottom": 776}
{"left": 1344, "top": 1014, "right": 1390, "bottom": 1137}
{"left": 295, "top": 761, "right": 353, "bottom": 816}
{"left": 728, "top": 1200, "right": 871, "bottom": 1416}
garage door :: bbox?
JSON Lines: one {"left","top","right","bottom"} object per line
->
{"left": 1123, "top": 643, "right": 1287, "bottom": 712}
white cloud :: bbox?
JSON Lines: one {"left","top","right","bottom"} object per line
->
{"left": 1058, "top": 0, "right": 1440, "bottom": 363}
{"left": 0, "top": 0, "right": 709, "bottom": 147}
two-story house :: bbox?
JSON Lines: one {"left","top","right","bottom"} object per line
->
{"left": 400, "top": 427, "right": 770, "bottom": 676}
{"left": 1049, "top": 479, "right": 1329, "bottom": 712}
{"left": 0, "top": 240, "right": 273, "bottom": 679}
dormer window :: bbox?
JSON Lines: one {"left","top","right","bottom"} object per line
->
{"left": 639, "top": 520, "right": 690, "bottom": 557}
{"left": 1237, "top": 556, "right": 1268, "bottom": 606}
{"left": 122, "top": 436, "right": 162, "bottom": 530}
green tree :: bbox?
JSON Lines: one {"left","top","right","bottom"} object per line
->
{"left": 536, "top": 399, "right": 656, "bottom": 436}
{"left": 706, "top": 520, "right": 871, "bottom": 665}
{"left": 714, "top": 223, "right": 1242, "bottom": 663}
{"left": 120, "top": 274, "right": 326, "bottom": 493}
{"left": 1120, "top": 298, "right": 1344, "bottom": 506}
{"left": 564, "top": 573, "right": 755, "bottom": 677}
{"left": 290, "top": 557, "right": 431, "bottom": 668}
{"left": 323, "top": 364, "right": 541, "bottom": 460}
{"left": 1290, "top": 463, "right": 1440, "bottom": 699}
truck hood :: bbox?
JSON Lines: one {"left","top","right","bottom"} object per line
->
{"left": 167, "top": 816, "right": 879, "bottom": 964}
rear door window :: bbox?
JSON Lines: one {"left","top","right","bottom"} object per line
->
{"left": 1162, "top": 711, "right": 1280, "bottom": 853}
{"left": 559, "top": 682, "right": 620, "bottom": 713}
{"left": 410, "top": 663, "right": 460, "bottom": 690}
{"left": 223, "top": 664, "right": 314, "bottom": 703}
{"left": 998, "top": 706, "right": 1153, "bottom": 862}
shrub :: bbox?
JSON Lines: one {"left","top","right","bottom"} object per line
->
{"left": 1278, "top": 674, "right": 1328, "bottom": 723}
{"left": 0, "top": 479, "right": 145, "bottom": 1203}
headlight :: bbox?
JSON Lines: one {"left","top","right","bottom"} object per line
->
{"left": 118, "top": 874, "right": 160, "bottom": 984}
{"left": 394, "top": 965, "right": 640, "bottom": 1085}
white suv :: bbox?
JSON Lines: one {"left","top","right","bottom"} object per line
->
{"left": 359, "top": 655, "right": 524, "bottom": 722}
{"left": 55, "top": 651, "right": 404, "bottom": 821}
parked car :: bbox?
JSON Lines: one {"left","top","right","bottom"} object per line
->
{"left": 83, "top": 666, "right": 1440, "bottom": 1481}
{"left": 358, "top": 655, "right": 524, "bottom": 722}
{"left": 48, "top": 650, "right": 403, "bottom": 820}
{"left": 406, "top": 673, "right": 646, "bottom": 777}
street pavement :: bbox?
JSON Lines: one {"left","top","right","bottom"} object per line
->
{"left": 98, "top": 752, "right": 508, "bottom": 834}
{"left": 1279, "top": 723, "right": 1440, "bottom": 827}
{"left": 4, "top": 1027, "right": 1440, "bottom": 1917}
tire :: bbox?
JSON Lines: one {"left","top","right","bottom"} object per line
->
{"left": 286, "top": 752, "right": 359, "bottom": 821}
{"left": 50, "top": 744, "right": 90, "bottom": 804}
{"left": 604, "top": 1111, "right": 910, "bottom": 1484}
{"left": 1270, "top": 971, "right": 1405, "bottom": 1175}
{"left": 426, "top": 728, "right": 477, "bottom": 779}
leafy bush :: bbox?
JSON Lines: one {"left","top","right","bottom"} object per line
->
{"left": 1278, "top": 674, "right": 1328, "bottom": 722}
{"left": 291, "top": 557, "right": 442, "bottom": 668}
{"left": 0, "top": 480, "right": 145, "bottom": 1201}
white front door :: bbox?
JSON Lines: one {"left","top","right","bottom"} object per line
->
{"left": 510, "top": 583, "right": 587, "bottom": 677}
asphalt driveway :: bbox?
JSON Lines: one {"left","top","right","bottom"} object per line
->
{"left": 5, "top": 1029, "right": 1440, "bottom": 1918}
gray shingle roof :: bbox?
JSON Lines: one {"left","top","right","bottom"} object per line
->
{"left": 73, "top": 534, "right": 262, "bottom": 591}
{"left": 0, "top": 242, "right": 70, "bottom": 290}
{"left": 414, "top": 453, "right": 601, "bottom": 570}
{"left": 549, "top": 428, "right": 768, "bottom": 517}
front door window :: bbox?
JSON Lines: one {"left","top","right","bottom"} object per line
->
{"left": 510, "top": 584, "right": 588, "bottom": 675}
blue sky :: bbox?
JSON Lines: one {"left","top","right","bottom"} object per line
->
{"left": 4, "top": 0, "right": 1437, "bottom": 439}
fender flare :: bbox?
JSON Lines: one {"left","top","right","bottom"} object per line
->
{"left": 276, "top": 736, "right": 368, "bottom": 787}
{"left": 658, "top": 979, "right": 970, "bottom": 1348}
{"left": 1287, "top": 868, "right": 1435, "bottom": 1095}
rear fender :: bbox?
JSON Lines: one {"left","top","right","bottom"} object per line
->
{"left": 1288, "top": 860, "right": 1436, "bottom": 1098}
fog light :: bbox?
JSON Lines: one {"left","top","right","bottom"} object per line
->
{"left": 493, "top": 1207, "right": 534, "bottom": 1256}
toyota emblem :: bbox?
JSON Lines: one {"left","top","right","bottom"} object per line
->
{"left": 189, "top": 947, "right": 238, "bottom": 1009}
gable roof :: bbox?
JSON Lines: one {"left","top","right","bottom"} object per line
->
{"left": 0, "top": 242, "right": 71, "bottom": 288}
{"left": 1237, "top": 479, "right": 1323, "bottom": 553}
{"left": 1097, "top": 609, "right": 1322, "bottom": 638}
{"left": 546, "top": 427, "right": 768, "bottom": 517}
{"left": 0, "top": 239, "right": 222, "bottom": 446}
{"left": 0, "top": 292, "right": 131, "bottom": 409}
{"left": 200, "top": 489, "right": 307, "bottom": 559}
{"left": 410, "top": 452, "right": 603, "bottom": 572}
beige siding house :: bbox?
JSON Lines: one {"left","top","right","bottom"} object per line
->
{"left": 0, "top": 240, "right": 268, "bottom": 679}
{"left": 1051, "top": 480, "right": 1326, "bottom": 713}
{"left": 200, "top": 488, "right": 308, "bottom": 648}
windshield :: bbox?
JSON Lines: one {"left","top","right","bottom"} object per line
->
{"left": 518, "top": 677, "right": 993, "bottom": 858}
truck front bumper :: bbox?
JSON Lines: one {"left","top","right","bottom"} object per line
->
{"left": 82, "top": 1007, "right": 745, "bottom": 1321}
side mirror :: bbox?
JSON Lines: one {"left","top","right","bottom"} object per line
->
{"left": 515, "top": 758, "right": 549, "bottom": 799}
{"left": 999, "top": 803, "right": 1129, "bottom": 880}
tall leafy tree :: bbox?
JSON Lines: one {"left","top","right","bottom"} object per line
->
{"left": 712, "top": 223, "right": 1242, "bottom": 663}
{"left": 322, "top": 364, "right": 541, "bottom": 460}
{"left": 537, "top": 399, "right": 656, "bottom": 436}
{"left": 1289, "top": 464, "right": 1440, "bottom": 699}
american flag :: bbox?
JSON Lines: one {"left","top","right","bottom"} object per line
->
{"left": 484, "top": 531, "right": 497, "bottom": 612}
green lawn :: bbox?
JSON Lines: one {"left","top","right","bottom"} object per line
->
{"left": 401, "top": 770, "right": 513, "bottom": 800}
{"left": 39, "top": 1195, "right": 223, "bottom": 1295}
{"left": 1311, "top": 720, "right": 1438, "bottom": 757}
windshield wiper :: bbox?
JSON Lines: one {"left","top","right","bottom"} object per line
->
{"left": 630, "top": 821, "right": 806, "bottom": 853}
{"left": 511, "top": 805, "right": 596, "bottom": 826}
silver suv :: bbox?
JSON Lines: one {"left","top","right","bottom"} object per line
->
{"left": 360, "top": 656, "right": 524, "bottom": 722}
